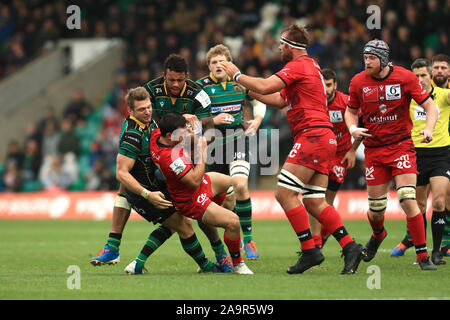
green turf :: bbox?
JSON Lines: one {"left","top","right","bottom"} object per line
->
{"left": 0, "top": 219, "right": 449, "bottom": 300}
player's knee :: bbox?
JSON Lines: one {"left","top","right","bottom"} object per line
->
{"left": 276, "top": 169, "right": 303, "bottom": 203}
{"left": 177, "top": 218, "right": 194, "bottom": 238}
{"left": 226, "top": 212, "right": 241, "bottom": 233}
{"left": 223, "top": 193, "right": 235, "bottom": 211}
{"left": 183, "top": 217, "right": 193, "bottom": 229}
{"left": 397, "top": 185, "right": 416, "bottom": 203}
{"left": 232, "top": 181, "right": 248, "bottom": 198}
{"left": 417, "top": 202, "right": 427, "bottom": 214}
{"left": 432, "top": 197, "right": 446, "bottom": 212}
{"left": 274, "top": 186, "right": 287, "bottom": 204}
{"left": 368, "top": 194, "right": 388, "bottom": 213}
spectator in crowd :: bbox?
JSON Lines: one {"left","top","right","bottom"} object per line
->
{"left": 61, "top": 152, "right": 79, "bottom": 186}
{"left": 39, "top": 154, "right": 72, "bottom": 191}
{"left": 40, "top": 120, "right": 60, "bottom": 158}
{"left": 84, "top": 158, "right": 105, "bottom": 191}
{"left": 21, "top": 138, "right": 41, "bottom": 184}
{"left": 4, "top": 139, "right": 24, "bottom": 169}
{"left": 57, "top": 119, "right": 80, "bottom": 156}
{"left": 98, "top": 165, "right": 118, "bottom": 190}
{"left": 63, "top": 89, "right": 93, "bottom": 124}
{"left": 36, "top": 106, "right": 59, "bottom": 139}
{"left": 2, "top": 162, "right": 22, "bottom": 192}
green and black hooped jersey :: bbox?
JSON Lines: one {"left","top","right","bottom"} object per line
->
{"left": 118, "top": 115, "right": 159, "bottom": 191}
{"left": 144, "top": 76, "right": 212, "bottom": 120}
{"left": 197, "top": 73, "right": 252, "bottom": 144}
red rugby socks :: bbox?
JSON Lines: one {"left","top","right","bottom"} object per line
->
{"left": 407, "top": 213, "right": 428, "bottom": 262}
{"left": 285, "top": 205, "right": 316, "bottom": 251}
{"left": 367, "top": 213, "right": 387, "bottom": 241}
{"left": 224, "top": 234, "right": 242, "bottom": 266}
{"left": 318, "top": 205, "right": 353, "bottom": 249}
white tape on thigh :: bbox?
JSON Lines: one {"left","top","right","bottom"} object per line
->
{"left": 230, "top": 160, "right": 250, "bottom": 178}
{"left": 368, "top": 194, "right": 388, "bottom": 212}
{"left": 277, "top": 169, "right": 305, "bottom": 193}
{"left": 397, "top": 185, "right": 416, "bottom": 203}
{"left": 114, "top": 194, "right": 131, "bottom": 210}
{"left": 302, "top": 184, "right": 326, "bottom": 198}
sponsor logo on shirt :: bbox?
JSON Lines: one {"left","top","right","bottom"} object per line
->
{"left": 414, "top": 104, "right": 440, "bottom": 121}
{"left": 211, "top": 104, "right": 241, "bottom": 113}
{"left": 195, "top": 90, "right": 212, "bottom": 108}
{"left": 169, "top": 157, "right": 186, "bottom": 175}
{"left": 385, "top": 84, "right": 401, "bottom": 100}
{"left": 329, "top": 110, "right": 343, "bottom": 123}
{"left": 363, "top": 86, "right": 379, "bottom": 102}
{"left": 369, "top": 114, "right": 398, "bottom": 124}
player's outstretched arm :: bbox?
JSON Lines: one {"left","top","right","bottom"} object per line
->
{"left": 248, "top": 91, "right": 286, "bottom": 109}
{"left": 219, "top": 61, "right": 285, "bottom": 95}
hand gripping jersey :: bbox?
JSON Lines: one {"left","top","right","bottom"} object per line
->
{"left": 328, "top": 90, "right": 352, "bottom": 155}
{"left": 197, "top": 73, "right": 251, "bottom": 145}
{"left": 275, "top": 55, "right": 331, "bottom": 138}
{"left": 118, "top": 116, "right": 159, "bottom": 191}
{"left": 348, "top": 66, "right": 430, "bottom": 148}
{"left": 196, "top": 73, "right": 249, "bottom": 129}
{"left": 144, "top": 76, "right": 212, "bottom": 120}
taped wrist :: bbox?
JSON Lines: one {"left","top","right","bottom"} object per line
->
{"left": 140, "top": 188, "right": 150, "bottom": 200}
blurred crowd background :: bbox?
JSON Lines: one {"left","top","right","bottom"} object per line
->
{"left": 0, "top": 0, "right": 448, "bottom": 192}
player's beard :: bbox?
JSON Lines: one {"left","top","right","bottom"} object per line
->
{"left": 365, "top": 65, "right": 380, "bottom": 77}
{"left": 327, "top": 90, "right": 336, "bottom": 103}
{"left": 281, "top": 50, "right": 293, "bottom": 62}
{"left": 433, "top": 75, "right": 448, "bottom": 87}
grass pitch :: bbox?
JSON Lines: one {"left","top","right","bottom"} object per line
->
{"left": 0, "top": 218, "right": 449, "bottom": 300}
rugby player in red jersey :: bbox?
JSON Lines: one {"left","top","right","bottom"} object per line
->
{"left": 310, "top": 68, "right": 362, "bottom": 249}
{"left": 149, "top": 113, "right": 253, "bottom": 274}
{"left": 220, "top": 24, "right": 366, "bottom": 275}
{"left": 344, "top": 39, "right": 438, "bottom": 270}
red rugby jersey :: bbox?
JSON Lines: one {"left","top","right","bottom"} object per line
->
{"left": 348, "top": 66, "right": 430, "bottom": 147}
{"left": 149, "top": 128, "right": 195, "bottom": 204}
{"left": 275, "top": 55, "right": 331, "bottom": 138}
{"left": 328, "top": 90, "right": 352, "bottom": 155}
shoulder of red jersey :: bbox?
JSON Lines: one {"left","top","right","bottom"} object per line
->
{"left": 349, "top": 70, "right": 367, "bottom": 84}
{"left": 336, "top": 90, "right": 349, "bottom": 102}
{"left": 328, "top": 91, "right": 349, "bottom": 110}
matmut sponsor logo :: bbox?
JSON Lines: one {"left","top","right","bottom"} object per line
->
{"left": 369, "top": 114, "right": 398, "bottom": 123}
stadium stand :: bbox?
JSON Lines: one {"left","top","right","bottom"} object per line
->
{"left": 0, "top": 0, "right": 448, "bottom": 192}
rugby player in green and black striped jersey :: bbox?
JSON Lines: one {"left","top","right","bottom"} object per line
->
{"left": 197, "top": 44, "right": 267, "bottom": 259}
{"left": 91, "top": 87, "right": 221, "bottom": 274}
{"left": 144, "top": 53, "right": 214, "bottom": 134}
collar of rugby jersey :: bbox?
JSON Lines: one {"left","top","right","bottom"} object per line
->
{"left": 209, "top": 72, "right": 231, "bottom": 90}
{"left": 129, "top": 115, "right": 147, "bottom": 130}
{"left": 164, "top": 80, "right": 187, "bottom": 105}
